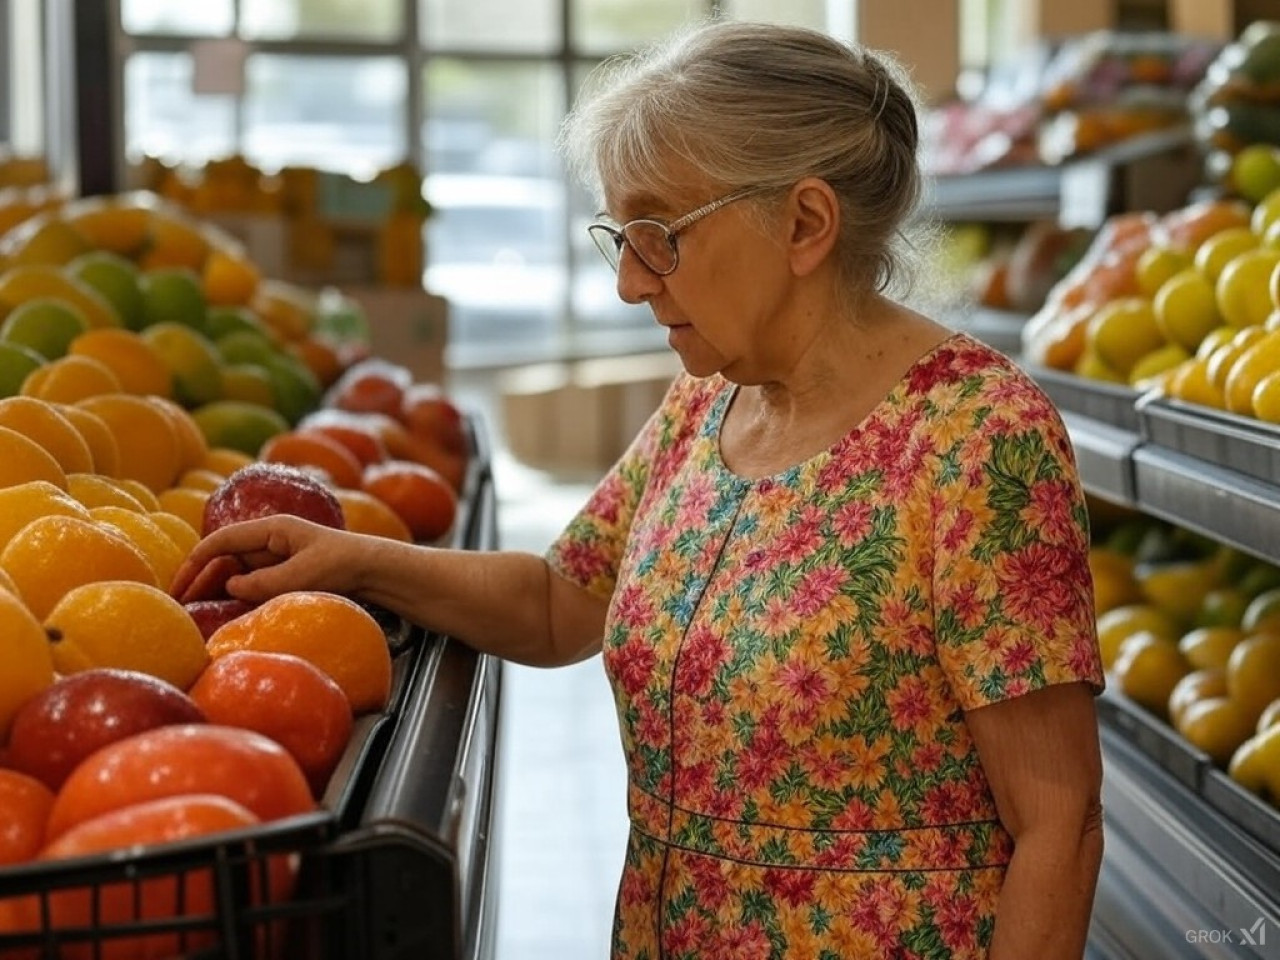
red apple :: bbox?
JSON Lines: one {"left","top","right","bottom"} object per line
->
{"left": 184, "top": 598, "right": 257, "bottom": 640}
{"left": 6, "top": 669, "right": 207, "bottom": 791}
{"left": 202, "top": 462, "right": 345, "bottom": 536}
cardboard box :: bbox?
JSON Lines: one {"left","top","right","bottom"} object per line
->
{"left": 341, "top": 285, "right": 450, "bottom": 385}
{"left": 857, "top": 0, "right": 960, "bottom": 105}
{"left": 498, "top": 352, "right": 680, "bottom": 475}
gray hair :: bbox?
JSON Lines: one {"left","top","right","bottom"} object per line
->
{"left": 560, "top": 19, "right": 929, "bottom": 300}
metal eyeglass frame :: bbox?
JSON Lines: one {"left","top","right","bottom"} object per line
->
{"left": 587, "top": 185, "right": 766, "bottom": 276}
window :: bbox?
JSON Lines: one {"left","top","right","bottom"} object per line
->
{"left": 114, "top": 0, "right": 851, "bottom": 367}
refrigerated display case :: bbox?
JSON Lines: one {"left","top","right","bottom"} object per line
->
{"left": 0, "top": 415, "right": 502, "bottom": 960}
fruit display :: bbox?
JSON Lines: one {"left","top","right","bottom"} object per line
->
{"left": 1088, "top": 507, "right": 1280, "bottom": 809}
{"left": 0, "top": 187, "right": 479, "bottom": 955}
{"left": 1191, "top": 22, "right": 1280, "bottom": 188}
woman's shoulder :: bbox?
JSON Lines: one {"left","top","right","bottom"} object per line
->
{"left": 910, "top": 333, "right": 1059, "bottom": 415}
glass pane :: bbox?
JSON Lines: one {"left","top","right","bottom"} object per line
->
{"left": 243, "top": 55, "right": 406, "bottom": 175}
{"left": 121, "top": 0, "right": 233, "bottom": 36}
{"left": 424, "top": 60, "right": 565, "bottom": 350}
{"left": 571, "top": 0, "right": 706, "bottom": 56}
{"left": 724, "top": 0, "right": 829, "bottom": 32}
{"left": 421, "top": 0, "right": 558, "bottom": 52}
{"left": 123, "top": 53, "right": 236, "bottom": 164}
{"left": 241, "top": 0, "right": 402, "bottom": 41}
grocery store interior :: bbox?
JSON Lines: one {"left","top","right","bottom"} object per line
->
{"left": 4, "top": 0, "right": 1280, "bottom": 957}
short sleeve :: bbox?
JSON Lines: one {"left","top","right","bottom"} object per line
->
{"left": 931, "top": 373, "right": 1105, "bottom": 710}
{"left": 546, "top": 372, "right": 704, "bottom": 602}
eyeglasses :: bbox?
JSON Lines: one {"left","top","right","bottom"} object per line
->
{"left": 587, "top": 186, "right": 764, "bottom": 276}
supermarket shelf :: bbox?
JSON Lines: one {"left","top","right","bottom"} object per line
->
{"left": 1095, "top": 728, "right": 1280, "bottom": 960}
{"left": 924, "top": 128, "right": 1195, "bottom": 226}
{"left": 1061, "top": 412, "right": 1141, "bottom": 506}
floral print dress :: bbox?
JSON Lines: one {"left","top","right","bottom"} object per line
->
{"left": 547, "top": 334, "right": 1104, "bottom": 960}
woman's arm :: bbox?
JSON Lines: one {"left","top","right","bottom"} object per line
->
{"left": 169, "top": 516, "right": 610, "bottom": 667}
{"left": 966, "top": 681, "right": 1104, "bottom": 960}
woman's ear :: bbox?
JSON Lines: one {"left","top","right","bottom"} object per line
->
{"left": 786, "top": 177, "right": 840, "bottom": 277}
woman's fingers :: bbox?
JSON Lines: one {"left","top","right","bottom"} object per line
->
{"left": 170, "top": 517, "right": 298, "bottom": 599}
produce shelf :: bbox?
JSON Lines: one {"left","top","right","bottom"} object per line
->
{"left": 0, "top": 414, "right": 502, "bottom": 960}
{"left": 925, "top": 128, "right": 1196, "bottom": 227}
{"left": 1138, "top": 395, "right": 1280, "bottom": 487}
{"left": 1095, "top": 689, "right": 1208, "bottom": 793}
{"left": 1094, "top": 727, "right": 1280, "bottom": 960}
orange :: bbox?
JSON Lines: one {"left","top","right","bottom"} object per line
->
{"left": 0, "top": 423, "right": 67, "bottom": 489}
{"left": 378, "top": 418, "right": 466, "bottom": 492}
{"left": 362, "top": 459, "right": 458, "bottom": 542}
{"left": 177, "top": 467, "right": 226, "bottom": 492}
{"left": 0, "top": 479, "right": 91, "bottom": 550}
{"left": 61, "top": 196, "right": 153, "bottom": 256}
{"left": 0, "top": 769, "right": 55, "bottom": 865}
{"left": 65, "top": 471, "right": 146, "bottom": 511}
{"left": 88, "top": 506, "right": 186, "bottom": 589}
{"left": 290, "top": 335, "right": 343, "bottom": 389}
{"left": 201, "top": 445, "right": 254, "bottom": 477}
{"left": 0, "top": 263, "right": 120, "bottom": 329}
{"left": 334, "top": 487, "right": 413, "bottom": 542}
{"left": 0, "top": 515, "right": 158, "bottom": 619}
{"left": 303, "top": 421, "right": 389, "bottom": 467}
{"left": 201, "top": 246, "right": 260, "bottom": 306}
{"left": 9, "top": 794, "right": 293, "bottom": 960}
{"left": 68, "top": 327, "right": 173, "bottom": 397}
{"left": 146, "top": 394, "right": 209, "bottom": 471}
{"left": 111, "top": 476, "right": 162, "bottom": 511}
{"left": 54, "top": 403, "right": 121, "bottom": 475}
{"left": 156, "top": 485, "right": 210, "bottom": 532}
{"left": 189, "top": 650, "right": 354, "bottom": 796}
{"left": 251, "top": 279, "right": 314, "bottom": 342}
{"left": 22, "top": 353, "right": 123, "bottom": 403}
{"left": 0, "top": 588, "right": 56, "bottom": 740}
{"left": 44, "top": 579, "right": 207, "bottom": 686}
{"left": 46, "top": 723, "right": 316, "bottom": 842}
{"left": 0, "top": 395, "right": 94, "bottom": 474}
{"left": 207, "top": 591, "right": 392, "bottom": 714}
{"left": 260, "top": 429, "right": 364, "bottom": 489}
{"left": 148, "top": 510, "right": 200, "bottom": 555}
{"left": 136, "top": 210, "right": 212, "bottom": 272}
{"left": 76, "top": 392, "right": 182, "bottom": 493}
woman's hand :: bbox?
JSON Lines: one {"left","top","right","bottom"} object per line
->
{"left": 169, "top": 515, "right": 372, "bottom": 605}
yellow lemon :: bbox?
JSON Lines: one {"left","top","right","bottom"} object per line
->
{"left": 1223, "top": 327, "right": 1280, "bottom": 415}
{"left": 1096, "top": 603, "right": 1181, "bottom": 670}
{"left": 1177, "top": 625, "right": 1245, "bottom": 672}
{"left": 1217, "top": 248, "right": 1280, "bottom": 328}
{"left": 1112, "top": 632, "right": 1191, "bottom": 719}
{"left": 1153, "top": 268, "right": 1223, "bottom": 351}
{"left": 1086, "top": 297, "right": 1165, "bottom": 377}
{"left": 1178, "top": 696, "right": 1256, "bottom": 767}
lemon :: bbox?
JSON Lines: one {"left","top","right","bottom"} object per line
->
{"left": 1135, "top": 245, "right": 1192, "bottom": 298}
{"left": 1251, "top": 185, "right": 1280, "bottom": 236}
{"left": 1223, "top": 327, "right": 1280, "bottom": 415}
{"left": 1252, "top": 369, "right": 1280, "bottom": 423}
{"left": 1088, "top": 547, "right": 1142, "bottom": 615}
{"left": 1096, "top": 603, "right": 1180, "bottom": 670}
{"left": 1257, "top": 698, "right": 1280, "bottom": 734}
{"left": 1226, "top": 632, "right": 1280, "bottom": 719}
{"left": 1232, "top": 143, "right": 1280, "bottom": 203}
{"left": 1168, "top": 667, "right": 1228, "bottom": 729}
{"left": 1217, "top": 248, "right": 1280, "bottom": 328}
{"left": 1227, "top": 728, "right": 1274, "bottom": 793}
{"left": 1194, "top": 226, "right": 1260, "bottom": 283}
{"left": 1206, "top": 325, "right": 1266, "bottom": 392}
{"left": 1165, "top": 357, "right": 1224, "bottom": 408}
{"left": 43, "top": 579, "right": 208, "bottom": 689}
{"left": 0, "top": 588, "right": 54, "bottom": 739}
{"left": 1128, "top": 343, "right": 1190, "bottom": 388}
{"left": 1178, "top": 696, "right": 1256, "bottom": 767}
{"left": 1195, "top": 325, "right": 1237, "bottom": 361}
{"left": 1178, "top": 625, "right": 1245, "bottom": 671}
{"left": 1136, "top": 559, "right": 1222, "bottom": 622}
{"left": 1113, "top": 632, "right": 1191, "bottom": 718}
{"left": 1086, "top": 297, "right": 1165, "bottom": 377}
{"left": 1152, "top": 269, "right": 1223, "bottom": 350}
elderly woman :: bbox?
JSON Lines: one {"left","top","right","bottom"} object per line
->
{"left": 174, "top": 20, "right": 1105, "bottom": 960}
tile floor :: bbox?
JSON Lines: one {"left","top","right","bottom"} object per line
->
{"left": 456, "top": 376, "right": 629, "bottom": 960}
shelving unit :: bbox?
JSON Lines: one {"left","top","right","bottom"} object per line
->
{"left": 924, "top": 122, "right": 1280, "bottom": 956}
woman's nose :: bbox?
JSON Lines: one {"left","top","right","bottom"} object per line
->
{"left": 615, "top": 246, "right": 661, "bottom": 304}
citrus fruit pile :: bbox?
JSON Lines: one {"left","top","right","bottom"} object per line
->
{"left": 1089, "top": 509, "right": 1280, "bottom": 806}
{"left": 1021, "top": 188, "right": 1280, "bottom": 425}
{"left": 0, "top": 190, "right": 472, "bottom": 952}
